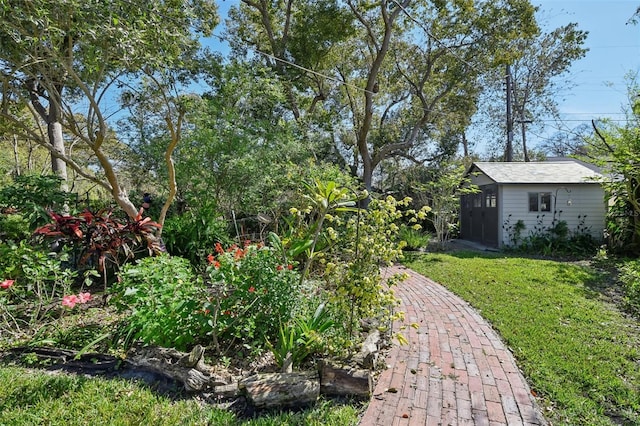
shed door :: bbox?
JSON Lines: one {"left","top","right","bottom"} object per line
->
{"left": 482, "top": 185, "right": 498, "bottom": 247}
{"left": 460, "top": 194, "right": 472, "bottom": 240}
{"left": 460, "top": 185, "right": 499, "bottom": 248}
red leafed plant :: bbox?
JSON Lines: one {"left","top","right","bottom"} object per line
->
{"left": 34, "top": 209, "right": 163, "bottom": 291}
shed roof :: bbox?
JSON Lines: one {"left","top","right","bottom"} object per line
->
{"left": 469, "top": 161, "right": 603, "bottom": 184}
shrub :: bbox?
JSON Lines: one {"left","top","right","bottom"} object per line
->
{"left": 112, "top": 254, "right": 206, "bottom": 350}
{"left": 620, "top": 260, "right": 640, "bottom": 315}
{"left": 283, "top": 192, "right": 423, "bottom": 346}
{"left": 514, "top": 214, "right": 600, "bottom": 257}
{"left": 0, "top": 175, "right": 75, "bottom": 229}
{"left": 33, "top": 209, "right": 163, "bottom": 291}
{"left": 205, "top": 242, "right": 302, "bottom": 352}
{"left": 398, "top": 224, "right": 431, "bottom": 251}
{"left": 0, "top": 214, "right": 31, "bottom": 242}
{"left": 502, "top": 215, "right": 525, "bottom": 247}
{"left": 319, "top": 196, "right": 418, "bottom": 338}
{"left": 0, "top": 241, "right": 77, "bottom": 335}
{"left": 162, "top": 202, "right": 232, "bottom": 268}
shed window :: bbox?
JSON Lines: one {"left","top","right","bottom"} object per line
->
{"left": 485, "top": 190, "right": 496, "bottom": 208}
{"left": 528, "top": 192, "right": 551, "bottom": 212}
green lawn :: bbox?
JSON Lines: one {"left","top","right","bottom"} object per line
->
{"left": 0, "top": 365, "right": 362, "bottom": 425}
{"left": 405, "top": 251, "right": 640, "bottom": 426}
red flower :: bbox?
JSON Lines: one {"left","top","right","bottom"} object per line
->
{"left": 234, "top": 248, "right": 244, "bottom": 261}
{"left": 287, "top": 264, "right": 293, "bottom": 270}
{"left": 277, "top": 265, "right": 283, "bottom": 271}
{"left": 213, "top": 260, "right": 220, "bottom": 269}
{"left": 243, "top": 240, "right": 251, "bottom": 247}
{"left": 0, "top": 279, "right": 14, "bottom": 289}
{"left": 214, "top": 242, "right": 224, "bottom": 254}
{"left": 207, "top": 253, "right": 215, "bottom": 264}
{"left": 248, "top": 286, "right": 256, "bottom": 293}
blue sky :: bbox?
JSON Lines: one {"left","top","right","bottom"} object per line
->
{"left": 531, "top": 0, "right": 640, "bottom": 146}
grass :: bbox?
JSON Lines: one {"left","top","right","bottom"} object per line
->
{"left": 405, "top": 251, "right": 640, "bottom": 426}
{"left": 0, "top": 365, "right": 362, "bottom": 425}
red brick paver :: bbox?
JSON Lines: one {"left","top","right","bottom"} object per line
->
{"left": 359, "top": 265, "right": 547, "bottom": 426}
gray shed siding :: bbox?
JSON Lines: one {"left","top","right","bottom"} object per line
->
{"left": 499, "top": 184, "right": 606, "bottom": 247}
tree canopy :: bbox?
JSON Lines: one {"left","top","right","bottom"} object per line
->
{"left": 227, "top": 0, "right": 539, "bottom": 195}
{"left": 0, "top": 0, "right": 219, "bottom": 218}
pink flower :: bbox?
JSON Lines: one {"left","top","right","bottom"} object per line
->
{"left": 248, "top": 286, "right": 256, "bottom": 293}
{"left": 0, "top": 279, "right": 14, "bottom": 289}
{"left": 77, "top": 292, "right": 92, "bottom": 304}
{"left": 62, "top": 294, "right": 79, "bottom": 309}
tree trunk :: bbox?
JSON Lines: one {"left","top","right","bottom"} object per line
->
{"left": 48, "top": 121, "right": 69, "bottom": 192}
{"left": 239, "top": 372, "right": 320, "bottom": 409}
{"left": 318, "top": 360, "right": 373, "bottom": 398}
{"left": 12, "top": 135, "right": 20, "bottom": 176}
{"left": 462, "top": 133, "right": 469, "bottom": 158}
{"left": 521, "top": 120, "right": 530, "bottom": 162}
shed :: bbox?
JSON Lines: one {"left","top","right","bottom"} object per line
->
{"left": 459, "top": 160, "right": 606, "bottom": 248}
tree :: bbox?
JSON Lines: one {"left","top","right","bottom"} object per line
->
{"left": 0, "top": 0, "right": 219, "bottom": 219}
{"left": 585, "top": 84, "right": 640, "bottom": 254}
{"left": 227, "top": 0, "right": 539, "bottom": 198}
{"left": 538, "top": 123, "right": 589, "bottom": 157}
{"left": 475, "top": 22, "right": 587, "bottom": 161}
{"left": 420, "top": 161, "right": 478, "bottom": 248}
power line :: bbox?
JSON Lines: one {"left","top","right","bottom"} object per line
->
{"left": 208, "top": 33, "right": 376, "bottom": 96}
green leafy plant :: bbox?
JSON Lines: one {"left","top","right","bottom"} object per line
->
{"left": 0, "top": 241, "right": 77, "bottom": 336}
{"left": 295, "top": 179, "right": 362, "bottom": 285}
{"left": 398, "top": 224, "right": 431, "bottom": 251}
{"left": 315, "top": 195, "right": 423, "bottom": 340}
{"left": 515, "top": 213, "right": 600, "bottom": 257}
{"left": 0, "top": 214, "right": 31, "bottom": 242}
{"left": 620, "top": 260, "right": 640, "bottom": 315}
{"left": 0, "top": 175, "right": 75, "bottom": 229}
{"left": 112, "top": 254, "right": 206, "bottom": 351}
{"left": 162, "top": 201, "right": 233, "bottom": 267}
{"left": 502, "top": 215, "right": 526, "bottom": 247}
{"left": 267, "top": 302, "right": 334, "bottom": 369}
{"left": 416, "top": 162, "right": 476, "bottom": 248}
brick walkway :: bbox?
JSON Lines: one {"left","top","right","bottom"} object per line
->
{"left": 359, "top": 265, "right": 547, "bottom": 426}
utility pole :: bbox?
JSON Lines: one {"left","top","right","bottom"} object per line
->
{"left": 518, "top": 111, "right": 533, "bottom": 162}
{"left": 505, "top": 64, "right": 513, "bottom": 162}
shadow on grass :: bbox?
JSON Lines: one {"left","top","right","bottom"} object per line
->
{"left": 1, "top": 346, "right": 186, "bottom": 399}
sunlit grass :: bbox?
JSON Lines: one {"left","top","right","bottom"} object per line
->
{"left": 0, "top": 366, "right": 362, "bottom": 426}
{"left": 405, "top": 251, "right": 640, "bottom": 426}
